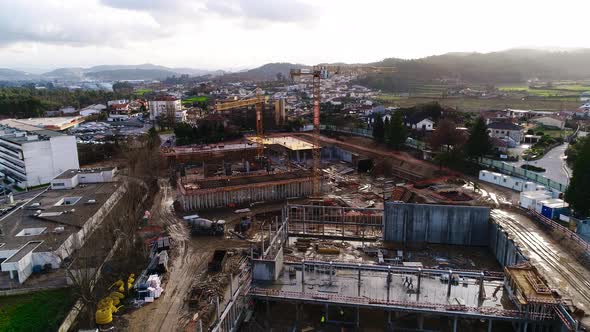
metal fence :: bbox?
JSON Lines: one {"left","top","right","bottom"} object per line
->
{"left": 479, "top": 157, "right": 568, "bottom": 192}
{"left": 320, "top": 124, "right": 569, "bottom": 192}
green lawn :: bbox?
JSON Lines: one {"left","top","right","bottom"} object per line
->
{"left": 498, "top": 83, "right": 589, "bottom": 96}
{"left": 182, "top": 96, "right": 209, "bottom": 105}
{"left": 554, "top": 84, "right": 590, "bottom": 92}
{"left": 376, "top": 95, "right": 579, "bottom": 111}
{"left": 0, "top": 288, "right": 75, "bottom": 332}
{"left": 135, "top": 89, "right": 152, "bottom": 95}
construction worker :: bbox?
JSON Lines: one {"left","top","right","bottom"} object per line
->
{"left": 320, "top": 312, "right": 326, "bottom": 325}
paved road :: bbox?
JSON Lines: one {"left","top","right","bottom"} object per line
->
{"left": 508, "top": 143, "right": 571, "bottom": 186}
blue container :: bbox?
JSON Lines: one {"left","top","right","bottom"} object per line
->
{"left": 32, "top": 265, "right": 42, "bottom": 273}
{"left": 541, "top": 206, "right": 554, "bottom": 219}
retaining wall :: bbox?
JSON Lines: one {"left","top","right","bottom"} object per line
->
{"left": 383, "top": 202, "right": 490, "bottom": 246}
{"left": 488, "top": 222, "right": 527, "bottom": 267}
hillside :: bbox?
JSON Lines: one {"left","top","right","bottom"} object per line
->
{"left": 217, "top": 63, "right": 308, "bottom": 82}
{"left": 85, "top": 69, "right": 178, "bottom": 81}
{"left": 359, "top": 49, "right": 590, "bottom": 92}
{"left": 0, "top": 69, "right": 39, "bottom": 81}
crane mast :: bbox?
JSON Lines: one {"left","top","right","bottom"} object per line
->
{"left": 290, "top": 65, "right": 396, "bottom": 195}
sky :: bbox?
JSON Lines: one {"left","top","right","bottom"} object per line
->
{"left": 1, "top": 0, "right": 589, "bottom": 71}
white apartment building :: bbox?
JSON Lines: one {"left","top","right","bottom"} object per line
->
{"left": 149, "top": 96, "right": 182, "bottom": 120}
{"left": 0, "top": 120, "right": 80, "bottom": 188}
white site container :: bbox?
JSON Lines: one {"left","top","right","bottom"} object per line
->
{"left": 490, "top": 172, "right": 503, "bottom": 185}
{"left": 511, "top": 178, "right": 524, "bottom": 191}
{"left": 522, "top": 182, "right": 537, "bottom": 192}
{"left": 479, "top": 170, "right": 491, "bottom": 182}
{"left": 520, "top": 191, "right": 551, "bottom": 210}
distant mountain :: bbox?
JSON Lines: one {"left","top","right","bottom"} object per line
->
{"left": 34, "top": 64, "right": 221, "bottom": 81}
{"left": 0, "top": 69, "right": 40, "bottom": 81}
{"left": 41, "top": 67, "right": 85, "bottom": 81}
{"left": 218, "top": 62, "right": 309, "bottom": 82}
{"left": 357, "top": 48, "right": 590, "bottom": 92}
{"left": 86, "top": 69, "right": 180, "bottom": 80}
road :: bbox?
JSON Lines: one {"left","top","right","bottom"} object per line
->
{"left": 508, "top": 143, "right": 571, "bottom": 186}
{"left": 491, "top": 209, "right": 590, "bottom": 327}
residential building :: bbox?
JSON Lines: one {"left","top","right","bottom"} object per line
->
{"left": 0, "top": 120, "right": 80, "bottom": 188}
{"left": 149, "top": 96, "right": 182, "bottom": 120}
{"left": 531, "top": 116, "right": 566, "bottom": 129}
{"left": 80, "top": 104, "right": 106, "bottom": 117}
{"left": 487, "top": 121, "right": 523, "bottom": 144}
{"left": 0, "top": 168, "right": 123, "bottom": 285}
{"left": 404, "top": 116, "right": 435, "bottom": 131}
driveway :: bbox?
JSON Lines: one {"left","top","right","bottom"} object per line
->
{"left": 508, "top": 143, "right": 571, "bottom": 186}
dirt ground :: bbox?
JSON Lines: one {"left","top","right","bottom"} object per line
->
{"left": 123, "top": 179, "right": 249, "bottom": 332}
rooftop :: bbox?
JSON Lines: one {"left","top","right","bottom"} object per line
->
{"left": 0, "top": 117, "right": 84, "bottom": 132}
{"left": 0, "top": 182, "right": 119, "bottom": 252}
{"left": 54, "top": 167, "right": 116, "bottom": 180}
{"left": 249, "top": 136, "right": 318, "bottom": 151}
{"left": 487, "top": 122, "right": 522, "bottom": 131}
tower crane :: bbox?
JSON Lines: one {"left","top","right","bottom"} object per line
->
{"left": 214, "top": 88, "right": 268, "bottom": 155}
{"left": 290, "top": 65, "right": 396, "bottom": 195}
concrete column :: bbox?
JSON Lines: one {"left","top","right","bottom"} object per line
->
{"left": 452, "top": 317, "right": 457, "bottom": 332}
{"left": 488, "top": 319, "right": 493, "bottom": 332}
{"left": 229, "top": 273, "right": 234, "bottom": 300}
{"left": 356, "top": 306, "right": 360, "bottom": 328}
{"left": 417, "top": 268, "right": 422, "bottom": 295}
{"left": 216, "top": 296, "right": 220, "bottom": 320}
{"left": 325, "top": 304, "right": 329, "bottom": 321}
{"left": 329, "top": 261, "right": 333, "bottom": 285}
{"left": 357, "top": 263, "right": 362, "bottom": 288}
{"left": 417, "top": 314, "right": 424, "bottom": 330}
{"left": 301, "top": 260, "right": 305, "bottom": 285}
{"left": 447, "top": 270, "right": 453, "bottom": 297}
{"left": 386, "top": 268, "right": 391, "bottom": 302}
{"left": 479, "top": 271, "right": 485, "bottom": 301}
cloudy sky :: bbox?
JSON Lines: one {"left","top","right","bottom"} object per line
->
{"left": 1, "top": 0, "right": 589, "bottom": 71}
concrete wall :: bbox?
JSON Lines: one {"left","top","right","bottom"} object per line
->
{"left": 252, "top": 247, "right": 284, "bottom": 281}
{"left": 181, "top": 180, "right": 313, "bottom": 210}
{"left": 383, "top": 202, "right": 490, "bottom": 246}
{"left": 488, "top": 222, "right": 527, "bottom": 267}
{"left": 321, "top": 145, "right": 354, "bottom": 163}
{"left": 22, "top": 135, "right": 79, "bottom": 187}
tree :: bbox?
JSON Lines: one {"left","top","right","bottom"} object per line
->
{"left": 372, "top": 114, "right": 385, "bottom": 143}
{"left": 429, "top": 119, "right": 460, "bottom": 152}
{"left": 386, "top": 112, "right": 407, "bottom": 149}
{"left": 465, "top": 116, "right": 491, "bottom": 159}
{"left": 565, "top": 138, "right": 590, "bottom": 217}
{"left": 147, "top": 127, "right": 160, "bottom": 150}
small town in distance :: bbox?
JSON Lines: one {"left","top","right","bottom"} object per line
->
{"left": 2, "top": 2, "right": 590, "bottom": 332}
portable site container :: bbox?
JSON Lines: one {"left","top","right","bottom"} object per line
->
{"left": 478, "top": 170, "right": 491, "bottom": 182}
{"left": 539, "top": 199, "right": 569, "bottom": 220}
{"left": 520, "top": 191, "right": 552, "bottom": 210}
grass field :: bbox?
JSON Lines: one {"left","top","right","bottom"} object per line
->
{"left": 134, "top": 89, "right": 152, "bottom": 95}
{"left": 498, "top": 83, "right": 590, "bottom": 97}
{"left": 0, "top": 288, "right": 74, "bottom": 332}
{"left": 376, "top": 95, "right": 580, "bottom": 111}
{"left": 182, "top": 96, "right": 209, "bottom": 105}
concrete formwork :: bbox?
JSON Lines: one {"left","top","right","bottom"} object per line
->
{"left": 488, "top": 222, "right": 527, "bottom": 267}
{"left": 383, "top": 202, "right": 490, "bottom": 246}
{"left": 180, "top": 177, "right": 313, "bottom": 210}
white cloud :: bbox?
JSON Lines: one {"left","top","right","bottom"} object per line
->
{"left": 0, "top": 0, "right": 589, "bottom": 69}
{"left": 0, "top": 0, "right": 165, "bottom": 46}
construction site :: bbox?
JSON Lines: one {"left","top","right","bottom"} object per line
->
{"left": 117, "top": 66, "right": 590, "bottom": 332}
